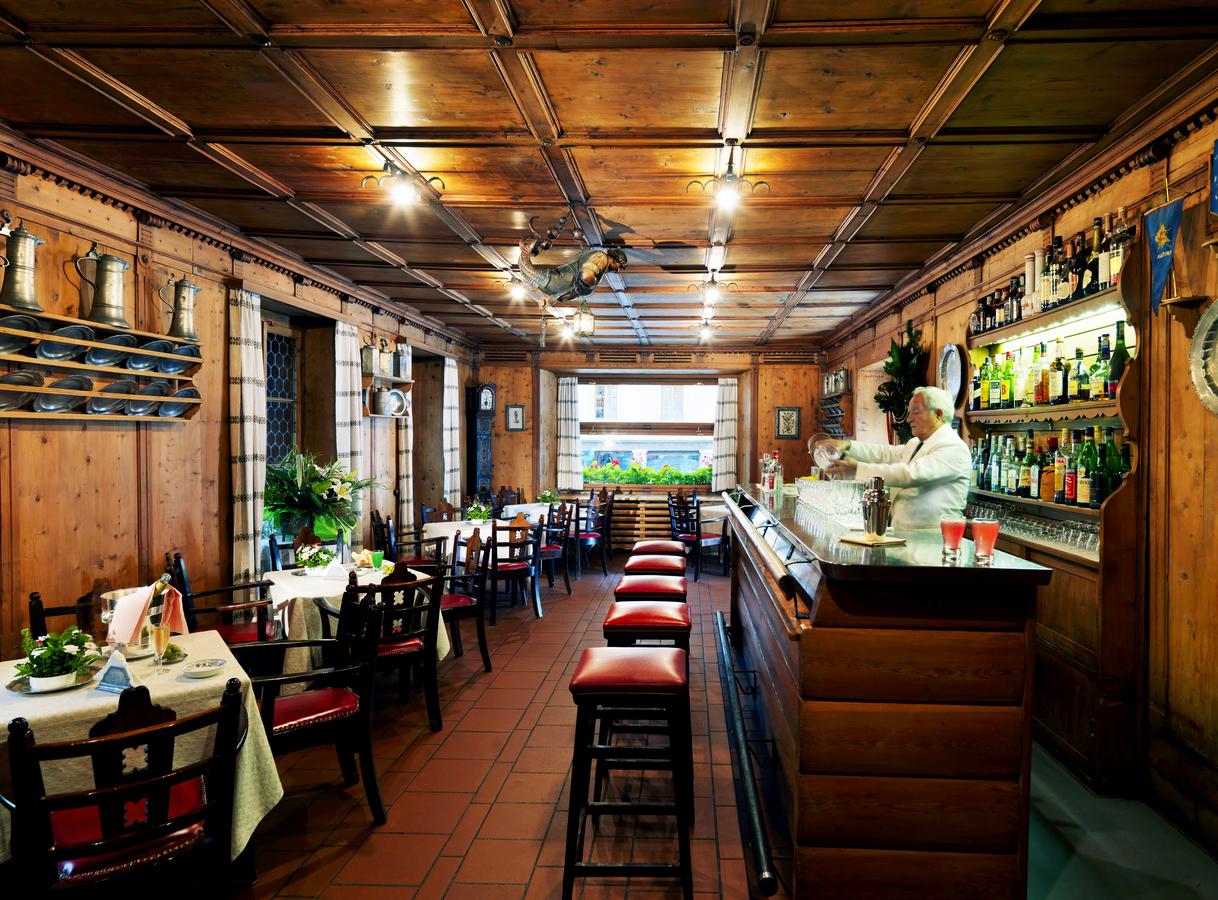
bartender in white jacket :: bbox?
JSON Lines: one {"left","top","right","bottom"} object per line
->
{"left": 825, "top": 385, "right": 971, "bottom": 531}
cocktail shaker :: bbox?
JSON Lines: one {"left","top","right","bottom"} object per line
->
{"left": 861, "top": 476, "right": 892, "bottom": 538}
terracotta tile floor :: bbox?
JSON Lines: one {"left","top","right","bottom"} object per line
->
{"left": 237, "top": 558, "right": 747, "bottom": 899}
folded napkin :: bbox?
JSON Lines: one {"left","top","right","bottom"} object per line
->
{"left": 306, "top": 558, "right": 348, "bottom": 578}
{"left": 107, "top": 581, "right": 189, "bottom": 646}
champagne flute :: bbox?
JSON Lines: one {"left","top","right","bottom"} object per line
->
{"left": 151, "top": 623, "right": 171, "bottom": 676}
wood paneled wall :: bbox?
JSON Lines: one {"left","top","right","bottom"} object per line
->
{"left": 823, "top": 117, "right": 1218, "bottom": 852}
{"left": 481, "top": 362, "right": 537, "bottom": 500}
{"left": 0, "top": 166, "right": 471, "bottom": 656}
{"left": 756, "top": 364, "right": 822, "bottom": 481}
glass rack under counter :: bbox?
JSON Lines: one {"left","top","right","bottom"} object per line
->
{"left": 966, "top": 490, "right": 1100, "bottom": 565}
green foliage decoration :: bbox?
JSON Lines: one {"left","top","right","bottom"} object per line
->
{"left": 874, "top": 321, "right": 929, "bottom": 444}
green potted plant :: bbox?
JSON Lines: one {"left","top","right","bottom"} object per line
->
{"left": 16, "top": 626, "right": 102, "bottom": 692}
{"left": 874, "top": 321, "right": 929, "bottom": 444}
{"left": 263, "top": 447, "right": 378, "bottom": 545}
{"left": 465, "top": 498, "right": 492, "bottom": 522}
{"left": 297, "top": 543, "right": 337, "bottom": 575}
{"left": 538, "top": 489, "right": 559, "bottom": 503}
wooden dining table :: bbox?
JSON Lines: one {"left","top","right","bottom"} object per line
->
{"left": 0, "top": 630, "right": 283, "bottom": 863}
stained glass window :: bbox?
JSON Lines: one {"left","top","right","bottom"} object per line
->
{"left": 265, "top": 328, "right": 299, "bottom": 464}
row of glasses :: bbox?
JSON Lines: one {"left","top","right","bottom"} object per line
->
{"left": 961, "top": 500, "right": 1101, "bottom": 556}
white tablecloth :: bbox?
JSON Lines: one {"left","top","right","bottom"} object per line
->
{"left": 423, "top": 519, "right": 527, "bottom": 561}
{"left": 500, "top": 502, "right": 549, "bottom": 523}
{"left": 265, "top": 567, "right": 450, "bottom": 666}
{"left": 0, "top": 630, "right": 282, "bottom": 862}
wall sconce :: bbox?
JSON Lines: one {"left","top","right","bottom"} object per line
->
{"left": 360, "top": 163, "right": 445, "bottom": 206}
{"left": 686, "top": 139, "right": 770, "bottom": 212}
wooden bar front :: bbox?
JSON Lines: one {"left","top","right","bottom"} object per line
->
{"left": 725, "top": 488, "right": 1051, "bottom": 899}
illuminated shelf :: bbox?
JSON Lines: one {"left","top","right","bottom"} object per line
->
{"left": 968, "top": 398, "right": 1120, "bottom": 425}
{"left": 970, "top": 488, "right": 1100, "bottom": 518}
{"left": 967, "top": 286, "right": 1123, "bottom": 350}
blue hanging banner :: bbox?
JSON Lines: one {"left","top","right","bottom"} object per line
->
{"left": 1211, "top": 139, "right": 1218, "bottom": 215}
{"left": 1145, "top": 198, "right": 1184, "bottom": 316}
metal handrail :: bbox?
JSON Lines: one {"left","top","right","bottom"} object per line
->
{"left": 714, "top": 609, "right": 778, "bottom": 896}
{"left": 720, "top": 490, "right": 800, "bottom": 602}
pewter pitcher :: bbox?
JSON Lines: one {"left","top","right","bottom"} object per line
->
{"left": 0, "top": 219, "right": 46, "bottom": 312}
{"left": 160, "top": 276, "right": 201, "bottom": 342}
{"left": 75, "top": 243, "right": 131, "bottom": 329}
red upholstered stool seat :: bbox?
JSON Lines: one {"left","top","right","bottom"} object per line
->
{"left": 440, "top": 592, "right": 477, "bottom": 610}
{"left": 603, "top": 600, "right": 691, "bottom": 635}
{"left": 631, "top": 540, "right": 685, "bottom": 556}
{"left": 624, "top": 554, "right": 687, "bottom": 576}
{"left": 569, "top": 646, "right": 688, "bottom": 695}
{"left": 613, "top": 574, "right": 687, "bottom": 602}
{"left": 678, "top": 532, "right": 722, "bottom": 544}
{"left": 496, "top": 560, "right": 530, "bottom": 572}
{"left": 215, "top": 620, "right": 276, "bottom": 644}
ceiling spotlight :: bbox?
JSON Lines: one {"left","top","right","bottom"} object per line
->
{"left": 686, "top": 138, "right": 770, "bottom": 210}
{"left": 687, "top": 272, "right": 738, "bottom": 304}
{"left": 705, "top": 282, "right": 722, "bottom": 302}
{"left": 509, "top": 281, "right": 527, "bottom": 301}
{"left": 561, "top": 323, "right": 575, "bottom": 340}
{"left": 700, "top": 324, "right": 713, "bottom": 342}
{"left": 360, "top": 163, "right": 445, "bottom": 205}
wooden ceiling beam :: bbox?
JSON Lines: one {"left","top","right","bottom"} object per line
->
{"left": 757, "top": 0, "right": 1044, "bottom": 344}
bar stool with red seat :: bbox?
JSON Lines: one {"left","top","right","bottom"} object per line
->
{"left": 613, "top": 574, "right": 687, "bottom": 604}
{"left": 631, "top": 539, "right": 685, "bottom": 557}
{"left": 563, "top": 646, "right": 693, "bottom": 900}
{"left": 602, "top": 600, "right": 691, "bottom": 657}
{"left": 623, "top": 554, "right": 687, "bottom": 577}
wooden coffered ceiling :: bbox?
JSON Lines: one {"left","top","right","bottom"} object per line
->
{"left": 1, "top": 1, "right": 1216, "bottom": 347}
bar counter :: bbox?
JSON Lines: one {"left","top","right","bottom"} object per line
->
{"left": 722, "top": 486, "right": 1051, "bottom": 900}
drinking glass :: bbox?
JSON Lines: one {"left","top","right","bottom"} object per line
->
{"left": 971, "top": 518, "right": 1001, "bottom": 565}
{"left": 372, "top": 550, "right": 385, "bottom": 569}
{"left": 151, "top": 623, "right": 172, "bottom": 676}
{"left": 940, "top": 517, "right": 966, "bottom": 563}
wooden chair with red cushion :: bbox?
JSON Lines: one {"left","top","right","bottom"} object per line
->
{"left": 666, "top": 497, "right": 724, "bottom": 581}
{"left": 444, "top": 528, "right": 492, "bottom": 672}
{"left": 5, "top": 679, "right": 245, "bottom": 892}
{"left": 26, "top": 590, "right": 94, "bottom": 639}
{"left": 574, "top": 497, "right": 611, "bottom": 578}
{"left": 488, "top": 513, "right": 543, "bottom": 623}
{"left": 168, "top": 552, "right": 276, "bottom": 644}
{"left": 388, "top": 516, "right": 446, "bottom": 572}
{"left": 232, "top": 586, "right": 387, "bottom": 822}
{"left": 360, "top": 571, "right": 446, "bottom": 731}
{"left": 541, "top": 503, "right": 573, "bottom": 595}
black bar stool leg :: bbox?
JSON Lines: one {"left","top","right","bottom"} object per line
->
{"left": 563, "top": 703, "right": 596, "bottom": 900}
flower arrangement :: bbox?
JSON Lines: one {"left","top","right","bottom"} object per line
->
{"left": 297, "top": 543, "right": 336, "bottom": 569}
{"left": 264, "top": 447, "right": 378, "bottom": 537}
{"left": 465, "top": 498, "right": 492, "bottom": 522}
{"left": 16, "top": 627, "right": 101, "bottom": 680}
{"left": 538, "top": 489, "right": 559, "bottom": 503}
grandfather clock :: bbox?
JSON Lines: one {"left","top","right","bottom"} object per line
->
{"left": 467, "top": 382, "right": 496, "bottom": 497}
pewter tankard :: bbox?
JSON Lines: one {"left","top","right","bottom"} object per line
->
{"left": 75, "top": 243, "right": 131, "bottom": 329}
{"left": 0, "top": 219, "right": 46, "bottom": 311}
{"left": 160, "top": 276, "right": 201, "bottom": 342}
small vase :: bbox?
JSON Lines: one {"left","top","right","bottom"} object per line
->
{"left": 28, "top": 672, "right": 77, "bottom": 692}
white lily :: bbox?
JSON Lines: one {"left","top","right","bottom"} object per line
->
{"left": 30, "top": 647, "right": 46, "bottom": 657}
{"left": 63, "top": 644, "right": 80, "bottom": 655}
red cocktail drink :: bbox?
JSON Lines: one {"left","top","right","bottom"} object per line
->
{"left": 940, "top": 517, "right": 966, "bottom": 562}
{"left": 971, "top": 518, "right": 1000, "bottom": 564}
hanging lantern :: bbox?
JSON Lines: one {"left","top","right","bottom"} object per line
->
{"left": 572, "top": 299, "right": 595, "bottom": 337}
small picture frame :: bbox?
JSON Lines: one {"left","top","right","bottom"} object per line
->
{"left": 505, "top": 404, "right": 526, "bottom": 432}
{"left": 775, "top": 406, "right": 801, "bottom": 440}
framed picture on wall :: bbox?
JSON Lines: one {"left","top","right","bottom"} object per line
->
{"left": 505, "top": 404, "right": 526, "bottom": 432}
{"left": 775, "top": 406, "right": 801, "bottom": 440}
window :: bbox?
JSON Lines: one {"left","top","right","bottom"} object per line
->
{"left": 578, "top": 383, "right": 716, "bottom": 477}
{"left": 264, "top": 324, "right": 301, "bottom": 465}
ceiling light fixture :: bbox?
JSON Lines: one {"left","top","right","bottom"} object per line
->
{"left": 686, "top": 139, "right": 770, "bottom": 210}
{"left": 360, "top": 162, "right": 445, "bottom": 206}
{"left": 687, "top": 272, "right": 739, "bottom": 304}
{"left": 571, "top": 299, "right": 595, "bottom": 337}
{"left": 510, "top": 282, "right": 527, "bottom": 302}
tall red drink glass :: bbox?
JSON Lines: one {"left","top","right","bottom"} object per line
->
{"left": 971, "top": 518, "right": 1000, "bottom": 564}
{"left": 940, "top": 517, "right": 966, "bottom": 563}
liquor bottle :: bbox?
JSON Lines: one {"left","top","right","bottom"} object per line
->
{"left": 1036, "top": 342, "right": 1050, "bottom": 405}
{"left": 1109, "top": 206, "right": 1131, "bottom": 286}
{"left": 1098, "top": 213, "right": 1113, "bottom": 290}
{"left": 1090, "top": 335, "right": 1110, "bottom": 401}
{"left": 979, "top": 356, "right": 992, "bottom": 410}
{"left": 1040, "top": 436, "right": 1058, "bottom": 501}
{"left": 1049, "top": 339, "right": 1067, "bottom": 405}
{"left": 773, "top": 452, "right": 784, "bottom": 494}
{"left": 1029, "top": 442, "right": 1043, "bottom": 500}
{"left": 1039, "top": 244, "right": 1054, "bottom": 311}
{"left": 1053, "top": 237, "right": 1071, "bottom": 305}
{"left": 1005, "top": 437, "right": 1020, "bottom": 496}
{"left": 1012, "top": 348, "right": 1026, "bottom": 408}
{"left": 1018, "top": 430, "right": 1034, "bottom": 498}
{"left": 995, "top": 288, "right": 1007, "bottom": 329}
{"left": 1108, "top": 320, "right": 1130, "bottom": 400}
{"left": 989, "top": 433, "right": 1002, "bottom": 492}
{"left": 1024, "top": 344, "right": 1040, "bottom": 406}
{"left": 1053, "top": 428, "right": 1069, "bottom": 504}
{"left": 1076, "top": 428, "right": 1097, "bottom": 508}
{"left": 1084, "top": 217, "right": 1103, "bottom": 295}
{"left": 1018, "top": 274, "right": 1027, "bottom": 319}
{"left": 1102, "top": 427, "right": 1121, "bottom": 495}
{"left": 1065, "top": 235, "right": 1081, "bottom": 301}
{"left": 1001, "top": 352, "right": 1015, "bottom": 409}
{"left": 1093, "top": 443, "right": 1108, "bottom": 508}
{"left": 1064, "top": 431, "right": 1079, "bottom": 505}
{"left": 970, "top": 362, "right": 981, "bottom": 411}
{"left": 1070, "top": 347, "right": 1090, "bottom": 402}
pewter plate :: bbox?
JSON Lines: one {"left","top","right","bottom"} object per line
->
{"left": 0, "top": 314, "right": 41, "bottom": 354}
{"left": 33, "top": 375, "right": 93, "bottom": 412}
{"left": 126, "top": 339, "right": 174, "bottom": 371}
{"left": 0, "top": 370, "right": 44, "bottom": 410}
{"left": 158, "top": 343, "right": 201, "bottom": 375}
{"left": 85, "top": 332, "right": 138, "bottom": 367}
{"left": 125, "top": 379, "right": 169, "bottom": 416}
{"left": 1189, "top": 299, "right": 1218, "bottom": 416}
{"left": 937, "top": 343, "right": 964, "bottom": 408}
{"left": 36, "top": 325, "right": 95, "bottom": 361}
{"left": 158, "top": 386, "right": 200, "bottom": 418}
{"left": 387, "top": 389, "right": 407, "bottom": 417}
{"left": 87, "top": 378, "right": 136, "bottom": 414}
{"left": 6, "top": 667, "right": 100, "bottom": 694}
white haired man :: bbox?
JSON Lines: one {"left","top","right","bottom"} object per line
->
{"left": 824, "top": 385, "right": 971, "bottom": 530}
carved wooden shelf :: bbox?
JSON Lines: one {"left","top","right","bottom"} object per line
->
{"left": 967, "top": 398, "right": 1120, "bottom": 425}
{"left": 0, "top": 353, "right": 196, "bottom": 381}
{"left": 0, "top": 302, "right": 199, "bottom": 347}
{"left": 0, "top": 410, "right": 191, "bottom": 423}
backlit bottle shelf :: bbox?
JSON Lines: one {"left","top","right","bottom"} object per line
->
{"left": 966, "top": 286, "right": 1123, "bottom": 350}
{"left": 967, "top": 397, "right": 1120, "bottom": 425}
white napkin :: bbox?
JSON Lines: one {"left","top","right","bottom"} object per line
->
{"left": 307, "top": 558, "right": 347, "bottom": 578}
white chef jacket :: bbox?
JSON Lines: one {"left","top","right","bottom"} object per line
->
{"left": 847, "top": 422, "right": 972, "bottom": 531}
